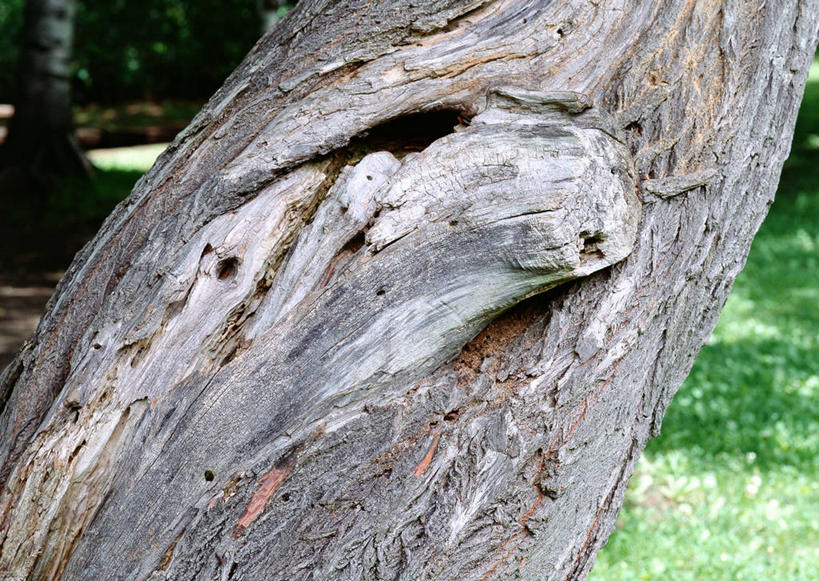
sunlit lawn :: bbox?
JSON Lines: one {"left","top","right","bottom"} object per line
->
{"left": 590, "top": 61, "right": 819, "bottom": 580}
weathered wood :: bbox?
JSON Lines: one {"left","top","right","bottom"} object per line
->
{"left": 1, "top": 1, "right": 817, "bottom": 580}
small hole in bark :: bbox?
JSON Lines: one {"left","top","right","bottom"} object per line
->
{"left": 366, "top": 175, "right": 373, "bottom": 181}
{"left": 556, "top": 28, "right": 564, "bottom": 37}
{"left": 522, "top": 18, "right": 527, "bottom": 24}
{"left": 624, "top": 121, "right": 642, "bottom": 136}
{"left": 204, "top": 469, "right": 215, "bottom": 481}
{"left": 68, "top": 439, "right": 86, "bottom": 460}
{"left": 444, "top": 409, "right": 460, "bottom": 423}
{"left": 92, "top": 343, "right": 102, "bottom": 350}
{"left": 376, "top": 288, "right": 386, "bottom": 296}
{"left": 281, "top": 492, "right": 291, "bottom": 502}
{"left": 610, "top": 167, "right": 618, "bottom": 175}
{"left": 130, "top": 343, "right": 150, "bottom": 368}
{"left": 429, "top": 420, "right": 439, "bottom": 427}
{"left": 216, "top": 257, "right": 239, "bottom": 280}
{"left": 220, "top": 346, "right": 239, "bottom": 368}
{"left": 449, "top": 219, "right": 459, "bottom": 226}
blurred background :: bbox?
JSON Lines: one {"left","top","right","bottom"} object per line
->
{"left": 0, "top": 0, "right": 294, "bottom": 275}
{"left": 0, "top": 2, "right": 816, "bottom": 578}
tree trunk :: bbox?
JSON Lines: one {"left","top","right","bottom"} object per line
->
{"left": 1, "top": 1, "right": 817, "bottom": 579}
{"left": 0, "top": 0, "right": 91, "bottom": 192}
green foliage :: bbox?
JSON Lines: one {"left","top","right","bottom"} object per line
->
{"left": 0, "top": 0, "right": 265, "bottom": 104}
{"left": 590, "top": 61, "right": 819, "bottom": 580}
{"left": 0, "top": 0, "right": 24, "bottom": 102}
{"left": 72, "top": 0, "right": 262, "bottom": 103}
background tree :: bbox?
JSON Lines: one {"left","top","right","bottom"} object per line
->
{"left": 0, "top": 1, "right": 817, "bottom": 579}
{"left": 0, "top": 0, "right": 267, "bottom": 271}
{"left": 0, "top": 0, "right": 91, "bottom": 194}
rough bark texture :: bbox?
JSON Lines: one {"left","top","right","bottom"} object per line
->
{"left": 1, "top": 1, "right": 817, "bottom": 580}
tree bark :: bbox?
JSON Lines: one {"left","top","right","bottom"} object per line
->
{"left": 0, "top": 0, "right": 91, "bottom": 192}
{"left": 1, "top": 1, "right": 817, "bottom": 579}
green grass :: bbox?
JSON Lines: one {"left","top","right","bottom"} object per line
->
{"left": 0, "top": 142, "right": 165, "bottom": 272}
{"left": 590, "top": 61, "right": 819, "bottom": 580}
{"left": 46, "top": 144, "right": 166, "bottom": 226}
{"left": 87, "top": 143, "right": 168, "bottom": 172}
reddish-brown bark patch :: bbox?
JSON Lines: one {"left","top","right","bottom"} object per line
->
{"left": 231, "top": 453, "right": 297, "bottom": 538}
{"left": 413, "top": 431, "right": 441, "bottom": 477}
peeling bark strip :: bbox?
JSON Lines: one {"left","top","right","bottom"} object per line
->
{"left": 413, "top": 431, "right": 442, "bottom": 477}
{"left": 1, "top": 1, "right": 817, "bottom": 580}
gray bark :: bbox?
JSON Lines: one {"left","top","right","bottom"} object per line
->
{"left": 1, "top": 1, "right": 817, "bottom": 580}
{"left": 0, "top": 0, "right": 92, "bottom": 182}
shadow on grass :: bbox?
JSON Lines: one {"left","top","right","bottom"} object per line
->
{"left": 0, "top": 168, "right": 144, "bottom": 272}
{"left": 779, "top": 73, "right": 819, "bottom": 187}
{"left": 46, "top": 168, "right": 145, "bottom": 225}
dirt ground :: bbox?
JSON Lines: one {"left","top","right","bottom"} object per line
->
{"left": 0, "top": 229, "right": 88, "bottom": 373}
{"left": 0, "top": 272, "right": 61, "bottom": 370}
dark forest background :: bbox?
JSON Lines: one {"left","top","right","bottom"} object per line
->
{"left": 0, "top": 0, "right": 276, "bottom": 104}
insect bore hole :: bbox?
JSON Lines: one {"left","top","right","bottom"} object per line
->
{"left": 216, "top": 257, "right": 240, "bottom": 281}
{"left": 444, "top": 409, "right": 460, "bottom": 423}
{"left": 204, "top": 469, "right": 215, "bottom": 481}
